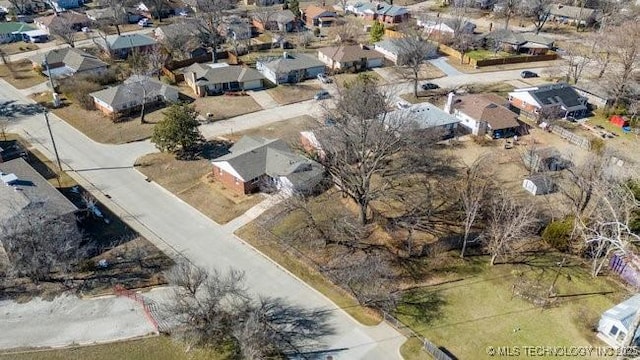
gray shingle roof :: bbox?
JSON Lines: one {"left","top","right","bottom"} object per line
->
{"left": 485, "top": 30, "right": 554, "bottom": 47}
{"left": 528, "top": 82, "right": 587, "bottom": 109}
{"left": 183, "top": 63, "right": 265, "bottom": 85}
{"left": 374, "top": 39, "right": 400, "bottom": 54}
{"left": 259, "top": 53, "right": 325, "bottom": 74}
{"left": 213, "top": 136, "right": 322, "bottom": 184}
{"left": 0, "top": 158, "right": 77, "bottom": 231}
{"left": 549, "top": 4, "right": 596, "bottom": 19}
{"left": 154, "top": 19, "right": 200, "bottom": 40}
{"left": 30, "top": 48, "right": 107, "bottom": 73}
{"left": 90, "top": 75, "right": 178, "bottom": 108}
{"left": 104, "top": 33, "right": 157, "bottom": 50}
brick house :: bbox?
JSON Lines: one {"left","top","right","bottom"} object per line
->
{"left": 347, "top": 2, "right": 409, "bottom": 24}
{"left": 508, "top": 83, "right": 589, "bottom": 120}
{"left": 212, "top": 136, "right": 324, "bottom": 195}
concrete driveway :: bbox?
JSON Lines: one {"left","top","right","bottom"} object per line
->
{"left": 428, "top": 57, "right": 463, "bottom": 77}
{"left": 0, "top": 79, "right": 406, "bottom": 358}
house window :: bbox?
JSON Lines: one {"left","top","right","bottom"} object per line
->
{"left": 610, "top": 326, "right": 619, "bottom": 336}
{"left": 618, "top": 331, "right": 627, "bottom": 342}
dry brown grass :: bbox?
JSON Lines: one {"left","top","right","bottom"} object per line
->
{"left": 0, "top": 59, "right": 46, "bottom": 89}
{"left": 331, "top": 71, "right": 386, "bottom": 87}
{"left": 266, "top": 83, "right": 322, "bottom": 105}
{"left": 392, "top": 63, "right": 447, "bottom": 81}
{"left": 225, "top": 115, "right": 320, "bottom": 145}
{"left": 31, "top": 92, "right": 162, "bottom": 144}
{"left": 0, "top": 42, "right": 38, "bottom": 55}
{"left": 192, "top": 93, "right": 263, "bottom": 121}
{"left": 136, "top": 152, "right": 263, "bottom": 224}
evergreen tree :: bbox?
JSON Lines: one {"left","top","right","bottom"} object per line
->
{"left": 152, "top": 103, "right": 204, "bottom": 158}
{"left": 370, "top": 21, "right": 385, "bottom": 43}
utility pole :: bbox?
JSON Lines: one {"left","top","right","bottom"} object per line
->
{"left": 43, "top": 110, "right": 63, "bottom": 188}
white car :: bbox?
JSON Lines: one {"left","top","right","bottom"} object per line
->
{"left": 317, "top": 73, "right": 332, "bottom": 84}
{"left": 396, "top": 101, "right": 410, "bottom": 109}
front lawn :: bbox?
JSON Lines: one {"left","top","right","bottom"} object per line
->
{"left": 266, "top": 83, "right": 322, "bottom": 105}
{"left": 0, "top": 60, "right": 45, "bottom": 89}
{"left": 136, "top": 149, "right": 264, "bottom": 224}
{"left": 192, "top": 93, "right": 263, "bottom": 121}
{"left": 396, "top": 253, "right": 622, "bottom": 360}
{"left": 225, "top": 115, "right": 319, "bottom": 145}
{"left": 466, "top": 49, "right": 514, "bottom": 60}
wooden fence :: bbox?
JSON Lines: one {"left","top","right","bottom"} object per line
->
{"left": 549, "top": 125, "right": 591, "bottom": 149}
{"left": 436, "top": 43, "right": 557, "bottom": 67}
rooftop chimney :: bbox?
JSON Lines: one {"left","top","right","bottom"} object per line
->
{"left": 283, "top": 51, "right": 289, "bottom": 59}
{"left": 444, "top": 92, "right": 456, "bottom": 114}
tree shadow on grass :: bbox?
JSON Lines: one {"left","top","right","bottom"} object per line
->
{"left": 394, "top": 290, "right": 447, "bottom": 326}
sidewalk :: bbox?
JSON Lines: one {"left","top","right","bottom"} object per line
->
{"left": 247, "top": 90, "right": 280, "bottom": 109}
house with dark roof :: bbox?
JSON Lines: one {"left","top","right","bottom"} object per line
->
{"left": 317, "top": 44, "right": 384, "bottom": 71}
{"left": 30, "top": 48, "right": 108, "bottom": 78}
{"left": 347, "top": 2, "right": 409, "bottom": 24}
{"left": 0, "top": 22, "right": 35, "bottom": 43}
{"left": 98, "top": 33, "right": 158, "bottom": 59}
{"left": 34, "top": 11, "right": 90, "bottom": 33}
{"left": 444, "top": 92, "right": 521, "bottom": 138}
{"left": 90, "top": 75, "right": 179, "bottom": 117}
{"left": 252, "top": 9, "right": 297, "bottom": 33}
{"left": 483, "top": 30, "right": 554, "bottom": 55}
{"left": 256, "top": 52, "right": 326, "bottom": 84}
{"left": 548, "top": 4, "right": 599, "bottom": 26}
{"left": 0, "top": 158, "right": 77, "bottom": 238}
{"left": 211, "top": 136, "right": 325, "bottom": 195}
{"left": 182, "top": 63, "right": 265, "bottom": 97}
{"left": 153, "top": 20, "right": 208, "bottom": 59}
{"left": 508, "top": 83, "right": 589, "bottom": 120}
{"left": 303, "top": 5, "right": 338, "bottom": 28}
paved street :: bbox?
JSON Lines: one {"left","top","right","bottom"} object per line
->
{"left": 0, "top": 79, "right": 405, "bottom": 359}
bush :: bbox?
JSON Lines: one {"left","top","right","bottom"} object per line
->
{"left": 58, "top": 77, "right": 103, "bottom": 110}
{"left": 313, "top": 27, "right": 321, "bottom": 37}
{"left": 80, "top": 68, "right": 119, "bottom": 86}
{"left": 542, "top": 217, "right": 575, "bottom": 252}
{"left": 590, "top": 137, "right": 605, "bottom": 154}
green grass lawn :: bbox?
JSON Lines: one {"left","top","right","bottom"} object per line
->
{"left": 466, "top": 49, "right": 514, "bottom": 60}
{"left": 396, "top": 253, "right": 623, "bottom": 360}
{"left": 585, "top": 114, "right": 633, "bottom": 137}
{"left": 0, "top": 336, "right": 231, "bottom": 360}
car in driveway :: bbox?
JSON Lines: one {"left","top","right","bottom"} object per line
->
{"left": 317, "top": 73, "right": 332, "bottom": 84}
{"left": 421, "top": 83, "right": 439, "bottom": 90}
{"left": 314, "top": 90, "right": 330, "bottom": 100}
{"left": 521, "top": 71, "right": 538, "bottom": 78}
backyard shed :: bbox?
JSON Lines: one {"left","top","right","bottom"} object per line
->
{"left": 597, "top": 294, "right": 640, "bottom": 347}
{"left": 610, "top": 115, "right": 629, "bottom": 128}
{"left": 522, "top": 174, "right": 554, "bottom": 195}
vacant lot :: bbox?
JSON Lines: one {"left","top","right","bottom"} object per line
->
{"left": 0, "top": 42, "right": 38, "bottom": 55}
{"left": 396, "top": 253, "right": 621, "bottom": 360}
{"left": 267, "top": 83, "right": 322, "bottom": 105}
{"left": 192, "top": 93, "right": 263, "bottom": 121}
{"left": 0, "top": 336, "right": 229, "bottom": 360}
{"left": 225, "top": 115, "right": 319, "bottom": 145}
{"left": 136, "top": 148, "right": 263, "bottom": 224}
{"left": 32, "top": 93, "right": 162, "bottom": 144}
{"left": 0, "top": 60, "right": 45, "bottom": 89}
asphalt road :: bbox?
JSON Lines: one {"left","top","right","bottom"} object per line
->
{"left": 0, "top": 80, "right": 406, "bottom": 359}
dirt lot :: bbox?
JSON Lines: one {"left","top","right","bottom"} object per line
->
{"left": 31, "top": 93, "right": 163, "bottom": 144}
{"left": 266, "top": 83, "right": 322, "bottom": 105}
{"left": 225, "top": 115, "right": 320, "bottom": 145}
{"left": 136, "top": 148, "right": 264, "bottom": 224}
{"left": 0, "top": 42, "right": 38, "bottom": 55}
{"left": 0, "top": 60, "right": 46, "bottom": 89}
{"left": 191, "top": 93, "right": 263, "bottom": 121}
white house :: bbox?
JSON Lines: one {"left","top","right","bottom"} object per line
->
{"left": 417, "top": 18, "right": 476, "bottom": 36}
{"left": 598, "top": 294, "right": 640, "bottom": 348}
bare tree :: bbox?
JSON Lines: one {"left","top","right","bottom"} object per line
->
{"left": 0, "top": 48, "right": 14, "bottom": 78}
{"left": 98, "top": 0, "right": 130, "bottom": 35}
{"left": 192, "top": 0, "right": 238, "bottom": 56}
{"left": 7, "top": 0, "right": 33, "bottom": 15}
{"left": 329, "top": 19, "right": 360, "bottom": 45}
{"left": 484, "top": 191, "right": 539, "bottom": 265}
{"left": 143, "top": 0, "right": 169, "bottom": 21}
{"left": 521, "top": 0, "right": 552, "bottom": 34}
{"left": 320, "top": 76, "right": 408, "bottom": 224}
{"left": 1, "top": 204, "right": 87, "bottom": 283}
{"left": 563, "top": 43, "right": 591, "bottom": 85}
{"left": 49, "top": 16, "right": 78, "bottom": 48}
{"left": 394, "top": 35, "right": 437, "bottom": 97}
{"left": 459, "top": 155, "right": 495, "bottom": 258}
{"left": 498, "top": 0, "right": 522, "bottom": 29}
{"left": 606, "top": 22, "right": 640, "bottom": 107}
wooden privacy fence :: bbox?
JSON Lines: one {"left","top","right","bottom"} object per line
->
{"left": 382, "top": 312, "right": 454, "bottom": 360}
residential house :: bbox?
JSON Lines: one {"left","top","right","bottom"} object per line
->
{"left": 399, "top": 102, "right": 461, "bottom": 139}
{"left": 444, "top": 92, "right": 521, "bottom": 138}
{"left": 137, "top": 0, "right": 190, "bottom": 19}
{"left": 211, "top": 136, "right": 324, "bottom": 195}
{"left": 347, "top": 2, "right": 409, "bottom": 24}
{"left": 598, "top": 294, "right": 640, "bottom": 347}
{"left": 417, "top": 17, "right": 476, "bottom": 41}
{"left": 522, "top": 174, "right": 555, "bottom": 196}
{"left": 182, "top": 63, "right": 265, "bottom": 97}
{"left": 30, "top": 48, "right": 108, "bottom": 78}
{"left": 34, "top": 12, "right": 90, "bottom": 33}
{"left": 483, "top": 30, "right": 554, "bottom": 55}
{"left": 86, "top": 7, "right": 141, "bottom": 24}
{"left": 252, "top": 9, "right": 296, "bottom": 33}
{"left": 508, "top": 83, "right": 589, "bottom": 120}
{"left": 303, "top": 5, "right": 337, "bottom": 28}
{"left": 98, "top": 33, "right": 158, "bottom": 59}
{"left": 21, "top": 29, "right": 49, "bottom": 43}
{"left": 574, "top": 83, "right": 614, "bottom": 109}
{"left": 317, "top": 44, "right": 384, "bottom": 71}
{"left": 90, "top": 75, "right": 179, "bottom": 117}
{"left": 0, "top": 158, "right": 77, "bottom": 238}
{"left": 548, "top": 4, "right": 599, "bottom": 26}
{"left": 154, "top": 20, "right": 208, "bottom": 59}
{"left": 219, "top": 15, "right": 253, "bottom": 41}
{"left": 0, "top": 22, "right": 34, "bottom": 43}
{"left": 245, "top": 0, "right": 284, "bottom": 5}
{"left": 374, "top": 39, "right": 401, "bottom": 64}
{"left": 256, "top": 52, "right": 326, "bottom": 84}
{"left": 50, "top": 0, "right": 83, "bottom": 12}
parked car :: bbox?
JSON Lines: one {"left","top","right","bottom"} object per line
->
{"left": 317, "top": 73, "right": 332, "bottom": 84}
{"left": 521, "top": 71, "right": 538, "bottom": 78}
{"left": 314, "top": 90, "right": 330, "bottom": 100}
{"left": 396, "top": 101, "right": 410, "bottom": 109}
{"left": 138, "top": 18, "right": 152, "bottom": 27}
{"left": 421, "top": 83, "right": 439, "bottom": 90}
